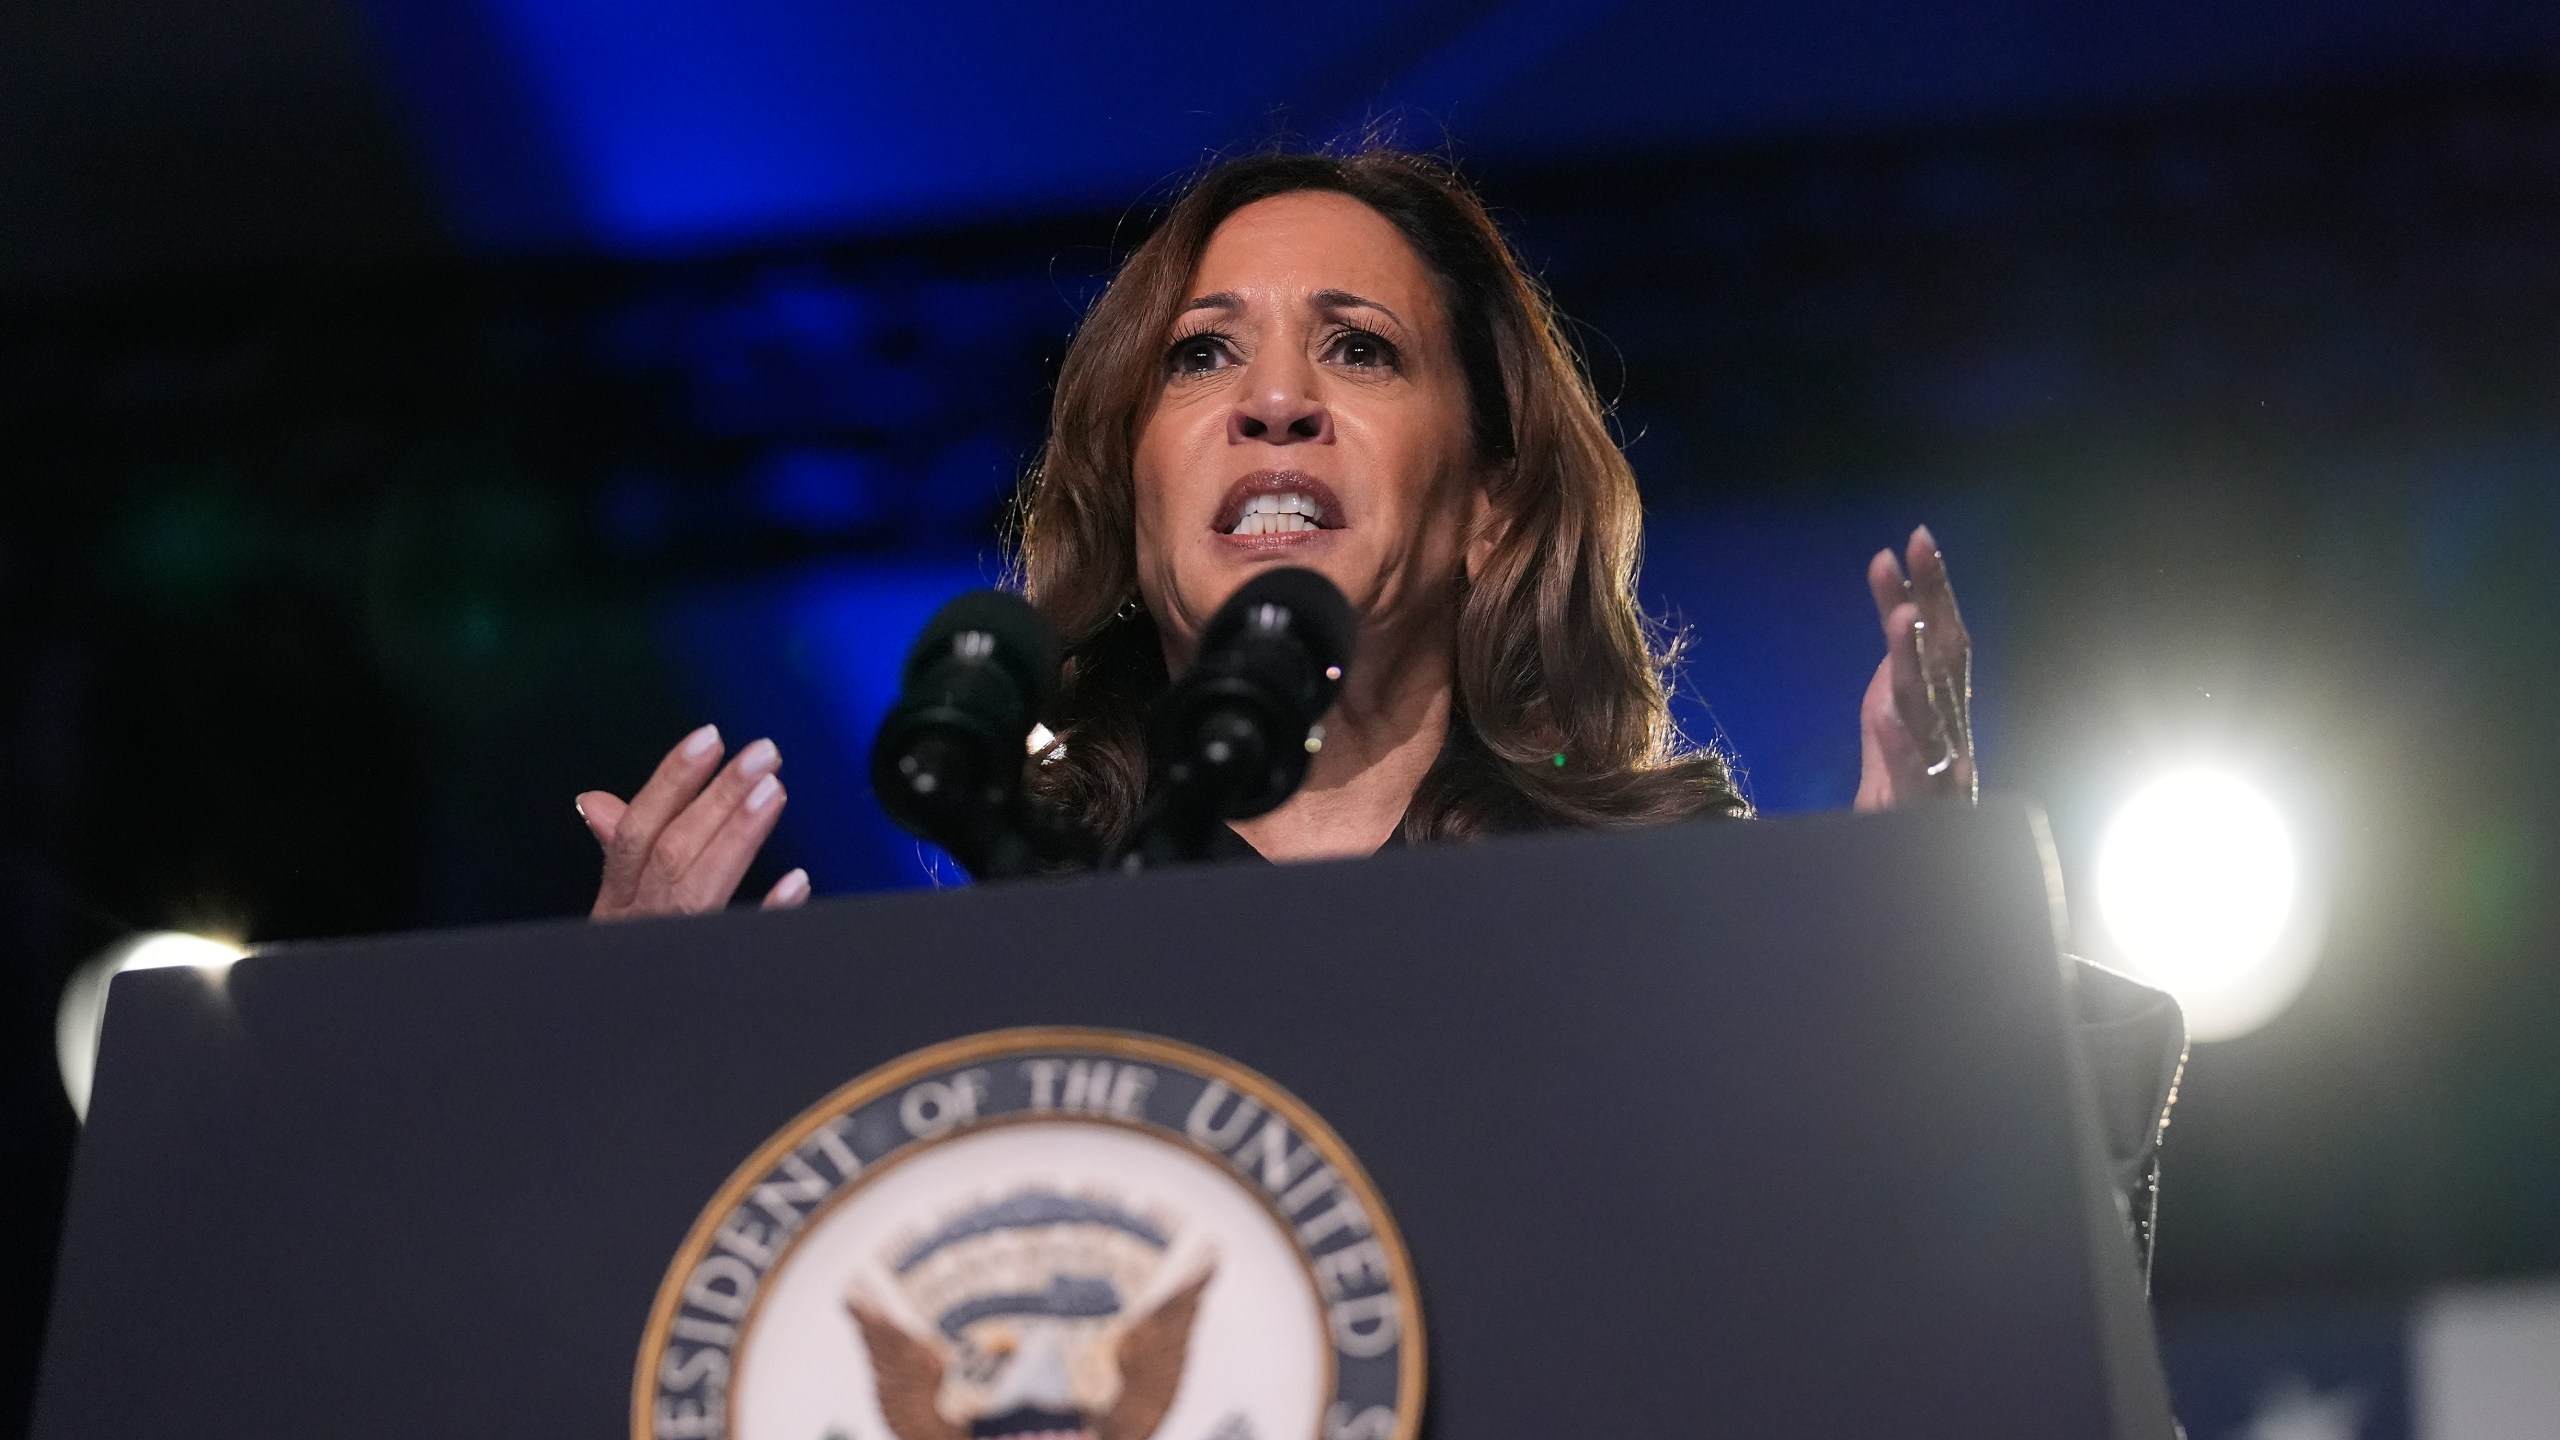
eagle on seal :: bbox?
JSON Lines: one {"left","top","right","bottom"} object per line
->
{"left": 847, "top": 1187, "right": 1213, "bottom": 1440}
{"left": 849, "top": 1270, "right": 1212, "bottom": 1440}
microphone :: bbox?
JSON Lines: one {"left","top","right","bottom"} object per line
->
{"left": 868, "top": 590, "right": 1063, "bottom": 879}
{"left": 1119, "top": 567, "right": 1354, "bottom": 869}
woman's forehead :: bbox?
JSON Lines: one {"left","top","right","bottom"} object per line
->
{"left": 1186, "top": 192, "right": 1436, "bottom": 319}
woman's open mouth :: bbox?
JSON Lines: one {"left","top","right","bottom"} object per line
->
{"left": 1213, "top": 470, "right": 1346, "bottom": 542}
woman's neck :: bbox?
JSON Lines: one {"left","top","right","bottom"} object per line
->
{"left": 1226, "top": 627, "right": 1453, "bottom": 863}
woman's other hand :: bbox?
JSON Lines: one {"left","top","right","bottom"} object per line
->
{"left": 1855, "top": 526, "right": 1977, "bottom": 811}
{"left": 577, "top": 725, "right": 811, "bottom": 918}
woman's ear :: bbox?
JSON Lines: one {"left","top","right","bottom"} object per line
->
{"left": 1463, "top": 468, "right": 1510, "bottom": 583}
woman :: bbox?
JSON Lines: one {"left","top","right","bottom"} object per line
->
{"left": 573, "top": 150, "right": 2177, "bottom": 1260}
{"left": 574, "top": 149, "right": 1973, "bottom": 905}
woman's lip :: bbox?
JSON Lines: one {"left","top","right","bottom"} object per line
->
{"left": 1210, "top": 469, "right": 1347, "bottom": 534}
{"left": 1213, "top": 526, "right": 1340, "bottom": 552}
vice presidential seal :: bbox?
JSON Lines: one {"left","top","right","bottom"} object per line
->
{"left": 635, "top": 1029, "right": 1423, "bottom": 1440}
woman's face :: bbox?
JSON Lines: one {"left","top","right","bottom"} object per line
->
{"left": 1131, "top": 191, "right": 1488, "bottom": 669}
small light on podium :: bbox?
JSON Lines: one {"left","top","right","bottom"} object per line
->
{"left": 55, "top": 931, "right": 250, "bottom": 1122}
{"left": 2095, "top": 769, "right": 2318, "bottom": 1043}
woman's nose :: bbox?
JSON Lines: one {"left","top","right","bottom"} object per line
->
{"left": 1228, "top": 367, "right": 1333, "bottom": 445}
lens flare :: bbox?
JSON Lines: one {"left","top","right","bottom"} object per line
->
{"left": 56, "top": 930, "right": 249, "bottom": 1121}
{"left": 2096, "top": 769, "right": 2314, "bottom": 1041}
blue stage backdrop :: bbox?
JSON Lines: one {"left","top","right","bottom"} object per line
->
{"left": 351, "top": 0, "right": 2560, "bottom": 252}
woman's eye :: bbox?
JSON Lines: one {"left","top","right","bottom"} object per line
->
{"left": 1167, "top": 335, "right": 1233, "bottom": 376}
{"left": 1325, "top": 330, "right": 1397, "bottom": 370}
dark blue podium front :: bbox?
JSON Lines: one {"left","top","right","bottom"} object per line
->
{"left": 35, "top": 801, "right": 2175, "bottom": 1439}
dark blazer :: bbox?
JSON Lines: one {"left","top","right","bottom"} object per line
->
{"left": 1205, "top": 821, "right": 2189, "bottom": 1280}
{"left": 2068, "top": 955, "right": 2189, "bottom": 1280}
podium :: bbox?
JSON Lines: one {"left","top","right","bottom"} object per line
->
{"left": 33, "top": 801, "right": 2178, "bottom": 1439}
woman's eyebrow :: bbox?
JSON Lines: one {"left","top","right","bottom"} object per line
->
{"left": 1311, "top": 289, "right": 1403, "bottom": 326}
{"left": 1178, "top": 292, "right": 1243, "bottom": 316}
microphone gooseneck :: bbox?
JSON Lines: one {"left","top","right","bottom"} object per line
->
{"left": 868, "top": 589, "right": 1067, "bottom": 880}
{"left": 1118, "top": 567, "right": 1355, "bottom": 870}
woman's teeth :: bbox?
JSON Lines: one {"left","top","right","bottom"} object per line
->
{"left": 1230, "top": 493, "right": 1325, "bottom": 536}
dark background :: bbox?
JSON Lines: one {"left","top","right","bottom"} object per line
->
{"left": 4, "top": 0, "right": 2556, "bottom": 1429}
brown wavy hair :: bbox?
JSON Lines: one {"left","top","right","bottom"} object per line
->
{"left": 1010, "top": 148, "right": 1748, "bottom": 847}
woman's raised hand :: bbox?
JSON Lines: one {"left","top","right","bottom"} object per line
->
{"left": 577, "top": 724, "right": 811, "bottom": 919}
{"left": 1855, "top": 526, "right": 1978, "bottom": 812}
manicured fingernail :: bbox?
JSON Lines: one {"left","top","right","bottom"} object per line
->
{"left": 1915, "top": 524, "right": 1938, "bottom": 552}
{"left": 682, "top": 723, "right": 720, "bottom": 760}
{"left": 774, "top": 868, "right": 810, "bottom": 904}
{"left": 746, "top": 773, "right": 781, "bottom": 812}
{"left": 739, "top": 738, "right": 780, "bottom": 776}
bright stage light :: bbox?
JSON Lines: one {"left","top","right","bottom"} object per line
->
{"left": 2096, "top": 769, "right": 2315, "bottom": 1042}
{"left": 55, "top": 930, "right": 248, "bottom": 1121}
{"left": 116, "top": 931, "right": 246, "bottom": 974}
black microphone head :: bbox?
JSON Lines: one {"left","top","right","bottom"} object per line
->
{"left": 1198, "top": 566, "right": 1354, "bottom": 685}
{"left": 901, "top": 589, "right": 1060, "bottom": 718}
{"left": 871, "top": 589, "right": 1062, "bottom": 849}
{"left": 1148, "top": 566, "right": 1355, "bottom": 820}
